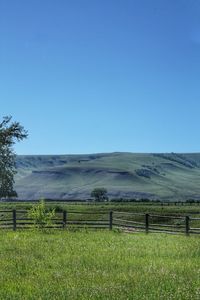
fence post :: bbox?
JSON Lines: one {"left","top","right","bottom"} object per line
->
{"left": 145, "top": 213, "right": 149, "bottom": 233}
{"left": 13, "top": 209, "right": 16, "bottom": 231}
{"left": 185, "top": 216, "right": 190, "bottom": 236}
{"left": 109, "top": 211, "right": 113, "bottom": 230}
{"left": 63, "top": 211, "right": 67, "bottom": 229}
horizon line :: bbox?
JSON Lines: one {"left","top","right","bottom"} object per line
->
{"left": 16, "top": 151, "right": 200, "bottom": 156}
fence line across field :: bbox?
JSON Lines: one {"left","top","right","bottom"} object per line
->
{"left": 0, "top": 209, "right": 199, "bottom": 235}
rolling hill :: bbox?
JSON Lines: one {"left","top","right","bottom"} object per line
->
{"left": 14, "top": 152, "right": 200, "bottom": 201}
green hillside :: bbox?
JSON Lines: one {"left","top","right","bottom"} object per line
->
{"left": 14, "top": 152, "right": 200, "bottom": 201}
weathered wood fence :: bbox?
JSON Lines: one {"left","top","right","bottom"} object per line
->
{"left": 113, "top": 212, "right": 200, "bottom": 235}
{"left": 0, "top": 210, "right": 112, "bottom": 231}
{"left": 0, "top": 209, "right": 200, "bottom": 235}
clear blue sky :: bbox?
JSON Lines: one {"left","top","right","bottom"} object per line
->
{"left": 1, "top": 0, "right": 200, "bottom": 154}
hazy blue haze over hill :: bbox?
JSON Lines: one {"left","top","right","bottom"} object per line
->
{"left": 15, "top": 152, "right": 200, "bottom": 201}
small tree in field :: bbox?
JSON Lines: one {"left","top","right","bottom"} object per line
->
{"left": 28, "top": 200, "right": 55, "bottom": 230}
{"left": 91, "top": 188, "right": 108, "bottom": 202}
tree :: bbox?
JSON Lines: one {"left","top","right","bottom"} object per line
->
{"left": 91, "top": 187, "right": 109, "bottom": 202}
{"left": 0, "top": 116, "right": 28, "bottom": 199}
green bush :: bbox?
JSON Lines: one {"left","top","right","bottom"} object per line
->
{"left": 28, "top": 199, "right": 55, "bottom": 230}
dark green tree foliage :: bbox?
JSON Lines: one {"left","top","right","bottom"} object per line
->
{"left": 0, "top": 116, "right": 28, "bottom": 199}
{"left": 91, "top": 187, "right": 108, "bottom": 202}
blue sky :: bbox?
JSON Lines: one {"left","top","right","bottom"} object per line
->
{"left": 1, "top": 0, "right": 200, "bottom": 154}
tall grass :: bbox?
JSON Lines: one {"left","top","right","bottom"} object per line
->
{"left": 0, "top": 231, "right": 199, "bottom": 299}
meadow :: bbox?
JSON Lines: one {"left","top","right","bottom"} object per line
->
{"left": 1, "top": 200, "right": 200, "bottom": 215}
{"left": 0, "top": 230, "right": 200, "bottom": 300}
{"left": 0, "top": 201, "right": 199, "bottom": 299}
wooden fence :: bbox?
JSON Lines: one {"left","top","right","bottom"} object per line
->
{"left": 0, "top": 210, "right": 112, "bottom": 231}
{"left": 113, "top": 212, "right": 200, "bottom": 235}
{"left": 0, "top": 209, "right": 200, "bottom": 235}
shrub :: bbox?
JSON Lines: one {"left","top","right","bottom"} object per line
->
{"left": 28, "top": 199, "right": 55, "bottom": 230}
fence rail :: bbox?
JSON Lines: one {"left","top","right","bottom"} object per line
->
{"left": 0, "top": 209, "right": 200, "bottom": 235}
{"left": 113, "top": 211, "right": 200, "bottom": 235}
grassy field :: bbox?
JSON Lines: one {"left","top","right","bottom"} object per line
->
{"left": 1, "top": 200, "right": 200, "bottom": 214}
{"left": 0, "top": 230, "right": 199, "bottom": 300}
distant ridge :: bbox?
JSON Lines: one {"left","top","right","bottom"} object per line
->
{"left": 14, "top": 152, "right": 200, "bottom": 201}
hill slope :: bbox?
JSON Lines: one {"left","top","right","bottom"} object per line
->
{"left": 14, "top": 152, "right": 200, "bottom": 201}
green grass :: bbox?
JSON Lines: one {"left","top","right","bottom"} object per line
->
{"left": 1, "top": 201, "right": 200, "bottom": 219}
{"left": 1, "top": 200, "right": 200, "bottom": 212}
{"left": 0, "top": 230, "right": 199, "bottom": 299}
